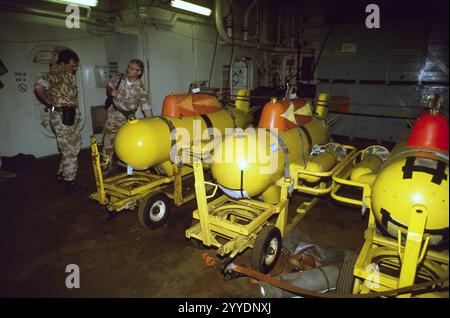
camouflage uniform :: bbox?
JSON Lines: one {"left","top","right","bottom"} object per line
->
{"left": 35, "top": 65, "right": 81, "bottom": 181}
{"left": 102, "top": 74, "right": 151, "bottom": 161}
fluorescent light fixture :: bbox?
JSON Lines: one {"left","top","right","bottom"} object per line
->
{"left": 170, "top": 0, "right": 212, "bottom": 16}
{"left": 60, "top": 0, "right": 98, "bottom": 7}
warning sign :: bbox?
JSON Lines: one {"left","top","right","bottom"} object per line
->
{"left": 15, "top": 71, "right": 28, "bottom": 92}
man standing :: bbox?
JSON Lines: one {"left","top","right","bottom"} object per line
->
{"left": 34, "top": 49, "right": 86, "bottom": 193}
{"left": 102, "top": 59, "right": 153, "bottom": 175}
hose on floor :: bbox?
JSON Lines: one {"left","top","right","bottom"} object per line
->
{"left": 225, "top": 263, "right": 449, "bottom": 298}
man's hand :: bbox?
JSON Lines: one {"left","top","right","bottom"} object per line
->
{"left": 143, "top": 109, "right": 153, "bottom": 118}
{"left": 106, "top": 85, "right": 119, "bottom": 98}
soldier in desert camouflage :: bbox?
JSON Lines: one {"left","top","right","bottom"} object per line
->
{"left": 34, "top": 49, "right": 87, "bottom": 193}
{"left": 102, "top": 59, "right": 153, "bottom": 176}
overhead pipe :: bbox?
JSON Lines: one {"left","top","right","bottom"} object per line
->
{"left": 243, "top": 0, "right": 258, "bottom": 41}
{"left": 276, "top": 9, "right": 300, "bottom": 46}
{"left": 276, "top": 9, "right": 283, "bottom": 45}
{"left": 115, "top": 6, "right": 212, "bottom": 30}
{"left": 215, "top": 0, "right": 300, "bottom": 53}
{"left": 132, "top": 6, "right": 211, "bottom": 28}
{"left": 226, "top": 11, "right": 233, "bottom": 38}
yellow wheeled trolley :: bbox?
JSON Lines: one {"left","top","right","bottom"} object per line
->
{"left": 187, "top": 158, "right": 293, "bottom": 274}
{"left": 332, "top": 138, "right": 449, "bottom": 296}
{"left": 186, "top": 142, "right": 357, "bottom": 274}
{"left": 186, "top": 93, "right": 358, "bottom": 273}
{"left": 89, "top": 135, "right": 197, "bottom": 228}
{"left": 88, "top": 92, "right": 254, "bottom": 228}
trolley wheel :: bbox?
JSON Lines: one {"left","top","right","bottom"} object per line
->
{"left": 138, "top": 192, "right": 171, "bottom": 229}
{"left": 251, "top": 225, "right": 282, "bottom": 274}
{"left": 336, "top": 252, "right": 358, "bottom": 294}
{"left": 189, "top": 220, "right": 207, "bottom": 250}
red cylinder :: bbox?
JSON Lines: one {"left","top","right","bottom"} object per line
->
{"left": 407, "top": 113, "right": 449, "bottom": 152}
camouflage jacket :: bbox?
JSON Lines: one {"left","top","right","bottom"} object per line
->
{"left": 108, "top": 74, "right": 151, "bottom": 112}
{"left": 36, "top": 65, "right": 78, "bottom": 108}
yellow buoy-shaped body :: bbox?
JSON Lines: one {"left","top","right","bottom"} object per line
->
{"left": 115, "top": 108, "right": 253, "bottom": 170}
{"left": 211, "top": 130, "right": 285, "bottom": 198}
{"left": 371, "top": 139, "right": 449, "bottom": 246}
{"left": 298, "top": 151, "right": 338, "bottom": 183}
{"left": 350, "top": 155, "right": 383, "bottom": 186}
{"left": 211, "top": 116, "right": 330, "bottom": 198}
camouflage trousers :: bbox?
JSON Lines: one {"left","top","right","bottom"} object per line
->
{"left": 102, "top": 108, "right": 128, "bottom": 163}
{"left": 50, "top": 111, "right": 82, "bottom": 181}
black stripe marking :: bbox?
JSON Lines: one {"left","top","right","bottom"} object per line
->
{"left": 402, "top": 156, "right": 448, "bottom": 185}
{"left": 201, "top": 114, "right": 213, "bottom": 129}
{"left": 240, "top": 170, "right": 244, "bottom": 199}
{"left": 380, "top": 208, "right": 390, "bottom": 229}
{"left": 159, "top": 116, "right": 176, "bottom": 148}
{"left": 380, "top": 207, "right": 449, "bottom": 238}
{"left": 299, "top": 126, "right": 312, "bottom": 153}
{"left": 223, "top": 107, "right": 237, "bottom": 128}
{"left": 201, "top": 114, "right": 214, "bottom": 137}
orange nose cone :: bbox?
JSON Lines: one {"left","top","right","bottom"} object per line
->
{"left": 162, "top": 93, "right": 221, "bottom": 117}
{"left": 258, "top": 98, "right": 311, "bottom": 131}
{"left": 407, "top": 113, "right": 449, "bottom": 152}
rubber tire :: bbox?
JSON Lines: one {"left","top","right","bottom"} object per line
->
{"left": 251, "top": 225, "right": 282, "bottom": 274}
{"left": 336, "top": 251, "right": 358, "bottom": 294}
{"left": 189, "top": 220, "right": 207, "bottom": 250}
{"left": 138, "top": 192, "right": 171, "bottom": 229}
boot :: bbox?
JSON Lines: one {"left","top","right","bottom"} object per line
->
{"left": 101, "top": 163, "right": 113, "bottom": 178}
{"left": 101, "top": 152, "right": 113, "bottom": 178}
{"left": 101, "top": 156, "right": 116, "bottom": 178}
{"left": 65, "top": 180, "right": 88, "bottom": 193}
{"left": 0, "top": 169, "right": 16, "bottom": 179}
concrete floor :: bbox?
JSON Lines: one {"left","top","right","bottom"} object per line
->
{"left": 0, "top": 138, "right": 373, "bottom": 298}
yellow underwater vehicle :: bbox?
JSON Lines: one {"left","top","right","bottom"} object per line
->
{"left": 332, "top": 96, "right": 449, "bottom": 297}
{"left": 90, "top": 92, "right": 253, "bottom": 228}
{"left": 186, "top": 93, "right": 357, "bottom": 273}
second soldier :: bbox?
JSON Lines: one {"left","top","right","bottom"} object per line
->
{"left": 102, "top": 59, "right": 153, "bottom": 176}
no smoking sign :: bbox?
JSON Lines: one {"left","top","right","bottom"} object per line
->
{"left": 18, "top": 83, "right": 27, "bottom": 92}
